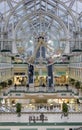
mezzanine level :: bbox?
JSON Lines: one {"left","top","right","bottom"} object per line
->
{"left": 1, "top": 85, "right": 79, "bottom": 100}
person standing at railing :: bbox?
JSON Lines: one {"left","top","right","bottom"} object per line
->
{"left": 14, "top": 84, "right": 17, "bottom": 90}
{"left": 40, "top": 113, "right": 44, "bottom": 123}
{"left": 26, "top": 83, "right": 29, "bottom": 91}
{"left": 66, "top": 84, "right": 69, "bottom": 90}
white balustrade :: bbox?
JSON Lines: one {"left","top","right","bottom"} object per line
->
{"left": 0, "top": 112, "right": 82, "bottom": 123}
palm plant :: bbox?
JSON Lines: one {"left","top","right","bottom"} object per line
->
{"left": 69, "top": 78, "right": 75, "bottom": 86}
{"left": 0, "top": 81, "right": 7, "bottom": 88}
{"left": 75, "top": 81, "right": 80, "bottom": 90}
{"left": 62, "top": 102, "right": 68, "bottom": 116}
{"left": 16, "top": 103, "right": 22, "bottom": 117}
{"left": 0, "top": 86, "right": 2, "bottom": 95}
{"left": 8, "top": 79, "right": 13, "bottom": 86}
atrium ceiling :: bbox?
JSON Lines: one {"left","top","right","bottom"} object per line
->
{"left": 0, "top": 0, "right": 82, "bottom": 66}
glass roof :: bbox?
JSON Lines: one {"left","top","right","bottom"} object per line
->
{"left": 0, "top": 0, "right": 82, "bottom": 66}
{"left": 0, "top": 0, "right": 82, "bottom": 16}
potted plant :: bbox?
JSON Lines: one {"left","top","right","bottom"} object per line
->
{"left": 62, "top": 102, "right": 68, "bottom": 117}
{"left": 75, "top": 81, "right": 81, "bottom": 94}
{"left": 1, "top": 81, "right": 7, "bottom": 88}
{"left": 0, "top": 86, "right": 2, "bottom": 95}
{"left": 16, "top": 103, "right": 22, "bottom": 117}
{"left": 69, "top": 78, "right": 75, "bottom": 86}
{"left": 8, "top": 79, "right": 13, "bottom": 87}
{"left": 75, "top": 81, "right": 80, "bottom": 89}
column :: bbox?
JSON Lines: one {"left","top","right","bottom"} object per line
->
{"left": 47, "top": 64, "right": 53, "bottom": 87}
{"left": 28, "top": 64, "right": 34, "bottom": 84}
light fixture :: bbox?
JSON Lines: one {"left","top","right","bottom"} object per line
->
{"left": 30, "top": 40, "right": 33, "bottom": 43}
{"left": 48, "top": 40, "right": 52, "bottom": 44}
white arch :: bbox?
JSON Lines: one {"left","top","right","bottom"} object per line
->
{"left": 14, "top": 10, "right": 69, "bottom": 38}
{"left": 13, "top": 11, "right": 70, "bottom": 54}
{"left": 5, "top": 0, "right": 77, "bottom": 31}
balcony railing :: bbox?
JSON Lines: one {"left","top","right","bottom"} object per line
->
{"left": 0, "top": 112, "right": 82, "bottom": 123}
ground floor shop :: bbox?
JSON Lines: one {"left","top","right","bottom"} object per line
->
{"left": 0, "top": 97, "right": 81, "bottom": 112}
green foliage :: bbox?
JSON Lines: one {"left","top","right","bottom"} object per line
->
{"left": 0, "top": 86, "right": 2, "bottom": 90}
{"left": 75, "top": 81, "right": 80, "bottom": 89}
{"left": 16, "top": 103, "right": 21, "bottom": 117}
{"left": 70, "top": 78, "right": 75, "bottom": 82}
{"left": 8, "top": 79, "right": 13, "bottom": 86}
{"left": 69, "top": 78, "right": 75, "bottom": 85}
{"left": 0, "top": 81, "right": 7, "bottom": 88}
{"left": 0, "top": 86, "right": 2, "bottom": 95}
{"left": 62, "top": 102, "right": 68, "bottom": 116}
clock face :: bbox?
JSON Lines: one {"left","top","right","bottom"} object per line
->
{"left": 16, "top": 35, "right": 63, "bottom": 67}
{"left": 24, "top": 36, "right": 62, "bottom": 67}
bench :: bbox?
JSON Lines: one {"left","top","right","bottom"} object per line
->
{"left": 29, "top": 115, "right": 48, "bottom": 123}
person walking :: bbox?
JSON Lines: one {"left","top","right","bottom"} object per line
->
{"left": 40, "top": 113, "right": 44, "bottom": 123}
{"left": 14, "top": 84, "right": 17, "bottom": 90}
{"left": 26, "top": 83, "right": 29, "bottom": 91}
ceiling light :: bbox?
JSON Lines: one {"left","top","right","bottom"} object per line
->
{"left": 48, "top": 40, "right": 52, "bottom": 44}
{"left": 30, "top": 40, "right": 33, "bottom": 43}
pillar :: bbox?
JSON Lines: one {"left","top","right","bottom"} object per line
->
{"left": 28, "top": 64, "right": 34, "bottom": 84}
{"left": 47, "top": 64, "right": 53, "bottom": 87}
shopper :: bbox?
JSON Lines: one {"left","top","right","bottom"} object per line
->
{"left": 26, "top": 83, "right": 29, "bottom": 91}
{"left": 40, "top": 113, "right": 44, "bottom": 123}
{"left": 14, "top": 84, "right": 17, "bottom": 90}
